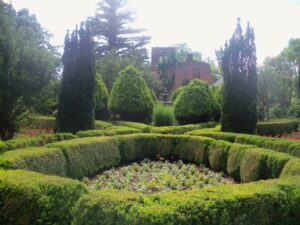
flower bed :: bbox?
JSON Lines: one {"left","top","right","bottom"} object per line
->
{"left": 85, "top": 159, "right": 234, "bottom": 193}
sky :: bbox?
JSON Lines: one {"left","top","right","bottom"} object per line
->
{"left": 4, "top": 0, "right": 300, "bottom": 64}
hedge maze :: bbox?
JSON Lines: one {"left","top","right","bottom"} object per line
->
{"left": 0, "top": 120, "right": 300, "bottom": 225}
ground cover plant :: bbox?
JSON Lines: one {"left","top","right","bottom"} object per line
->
{"left": 85, "top": 159, "right": 234, "bottom": 194}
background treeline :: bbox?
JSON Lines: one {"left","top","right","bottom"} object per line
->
{"left": 257, "top": 39, "right": 300, "bottom": 120}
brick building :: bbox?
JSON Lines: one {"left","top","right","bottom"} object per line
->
{"left": 151, "top": 47, "right": 213, "bottom": 91}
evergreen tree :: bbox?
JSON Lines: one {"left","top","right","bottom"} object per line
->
{"left": 88, "top": 0, "right": 150, "bottom": 58}
{"left": 221, "top": 19, "right": 257, "bottom": 133}
{"left": 57, "top": 23, "right": 96, "bottom": 133}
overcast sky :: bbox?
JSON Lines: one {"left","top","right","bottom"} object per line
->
{"left": 4, "top": 0, "right": 300, "bottom": 64}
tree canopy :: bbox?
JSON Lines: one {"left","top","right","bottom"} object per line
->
{"left": 0, "top": 2, "right": 58, "bottom": 140}
{"left": 88, "top": 0, "right": 150, "bottom": 59}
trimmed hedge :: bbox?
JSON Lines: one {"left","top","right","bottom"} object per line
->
{"left": 95, "top": 120, "right": 113, "bottom": 129}
{"left": 187, "top": 130, "right": 300, "bottom": 157}
{"left": 115, "top": 134, "right": 214, "bottom": 165}
{"left": 72, "top": 176, "right": 300, "bottom": 225}
{"left": 150, "top": 122, "right": 218, "bottom": 134}
{"left": 2, "top": 133, "right": 296, "bottom": 184}
{"left": 280, "top": 158, "right": 300, "bottom": 177}
{"left": 208, "top": 140, "right": 231, "bottom": 172}
{"left": 76, "top": 126, "right": 140, "bottom": 138}
{"left": 28, "top": 116, "right": 56, "bottom": 129}
{"left": 111, "top": 120, "right": 152, "bottom": 132}
{"left": 0, "top": 170, "right": 88, "bottom": 225}
{"left": 0, "top": 133, "right": 76, "bottom": 154}
{"left": 28, "top": 116, "right": 113, "bottom": 131}
{"left": 239, "top": 148, "right": 293, "bottom": 182}
{"left": 47, "top": 137, "right": 120, "bottom": 179}
{"left": 0, "top": 147, "right": 67, "bottom": 176}
{"left": 1, "top": 133, "right": 300, "bottom": 224}
{"left": 256, "top": 119, "right": 299, "bottom": 136}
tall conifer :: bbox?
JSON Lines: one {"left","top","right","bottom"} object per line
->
{"left": 221, "top": 19, "right": 257, "bottom": 133}
{"left": 57, "top": 23, "right": 95, "bottom": 133}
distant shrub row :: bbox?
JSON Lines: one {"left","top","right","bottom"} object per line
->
{"left": 256, "top": 119, "right": 299, "bottom": 136}
{"left": 187, "top": 130, "right": 300, "bottom": 158}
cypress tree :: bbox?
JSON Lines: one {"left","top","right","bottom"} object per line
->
{"left": 57, "top": 23, "right": 96, "bottom": 133}
{"left": 221, "top": 19, "right": 257, "bottom": 134}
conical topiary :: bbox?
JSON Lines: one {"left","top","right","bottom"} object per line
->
{"left": 174, "top": 79, "right": 216, "bottom": 124}
{"left": 109, "top": 66, "right": 154, "bottom": 122}
{"left": 95, "top": 74, "right": 110, "bottom": 120}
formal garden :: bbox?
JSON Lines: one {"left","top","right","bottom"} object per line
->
{"left": 1, "top": 0, "right": 300, "bottom": 225}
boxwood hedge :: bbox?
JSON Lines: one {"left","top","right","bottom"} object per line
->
{"left": 0, "top": 147, "right": 67, "bottom": 176}
{"left": 72, "top": 177, "right": 300, "bottom": 225}
{"left": 0, "top": 133, "right": 300, "bottom": 224}
{"left": 47, "top": 137, "right": 120, "bottom": 179}
{"left": 0, "top": 170, "right": 88, "bottom": 225}
{"left": 256, "top": 119, "right": 299, "bottom": 136}
{"left": 187, "top": 130, "right": 300, "bottom": 157}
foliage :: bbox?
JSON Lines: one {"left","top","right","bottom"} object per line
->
{"left": 88, "top": 0, "right": 150, "bottom": 58}
{"left": 256, "top": 119, "right": 299, "bottom": 136}
{"left": 0, "top": 147, "right": 67, "bottom": 176}
{"left": 0, "top": 133, "right": 76, "bottom": 154}
{"left": 284, "top": 38, "right": 300, "bottom": 92}
{"left": 150, "top": 121, "right": 218, "bottom": 134}
{"left": 0, "top": 3, "right": 59, "bottom": 140}
{"left": 174, "top": 79, "right": 216, "bottom": 124}
{"left": 57, "top": 24, "right": 96, "bottom": 133}
{"left": 47, "top": 137, "right": 120, "bottom": 179}
{"left": 174, "top": 43, "right": 202, "bottom": 63}
{"left": 95, "top": 74, "right": 110, "bottom": 120}
{"left": 31, "top": 79, "right": 60, "bottom": 116}
{"left": 28, "top": 116, "right": 56, "bottom": 129}
{"left": 152, "top": 104, "right": 176, "bottom": 127}
{"left": 109, "top": 66, "right": 154, "bottom": 122}
{"left": 111, "top": 120, "right": 153, "bottom": 132}
{"left": 85, "top": 159, "right": 232, "bottom": 194}
{"left": 170, "top": 85, "right": 186, "bottom": 102}
{"left": 257, "top": 56, "right": 294, "bottom": 120}
{"left": 73, "top": 177, "right": 300, "bottom": 225}
{"left": 95, "top": 120, "right": 113, "bottom": 129}
{"left": 0, "top": 170, "right": 88, "bottom": 225}
{"left": 76, "top": 126, "right": 140, "bottom": 138}
{"left": 187, "top": 129, "right": 300, "bottom": 158}
{"left": 210, "top": 86, "right": 222, "bottom": 121}
{"left": 1, "top": 131, "right": 300, "bottom": 224}
{"left": 280, "top": 158, "right": 300, "bottom": 177}
{"left": 221, "top": 19, "right": 257, "bottom": 133}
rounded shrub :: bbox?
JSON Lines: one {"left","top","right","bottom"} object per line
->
{"left": 170, "top": 85, "right": 186, "bottom": 102}
{"left": 152, "top": 104, "right": 176, "bottom": 126}
{"left": 95, "top": 74, "right": 110, "bottom": 120}
{"left": 174, "top": 79, "right": 216, "bottom": 124}
{"left": 108, "top": 66, "right": 154, "bottom": 122}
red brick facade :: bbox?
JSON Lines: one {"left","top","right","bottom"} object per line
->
{"left": 151, "top": 47, "right": 213, "bottom": 91}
